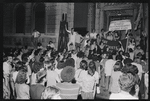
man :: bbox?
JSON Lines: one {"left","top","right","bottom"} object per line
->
{"left": 65, "top": 25, "right": 77, "bottom": 51}
{"left": 89, "top": 29, "right": 97, "bottom": 39}
{"left": 75, "top": 32, "right": 84, "bottom": 52}
{"left": 31, "top": 29, "right": 41, "bottom": 48}
{"left": 109, "top": 73, "right": 138, "bottom": 99}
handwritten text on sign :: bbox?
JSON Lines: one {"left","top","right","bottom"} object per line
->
{"left": 109, "top": 20, "right": 132, "bottom": 31}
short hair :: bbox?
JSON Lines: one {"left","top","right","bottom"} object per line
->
{"left": 113, "top": 61, "right": 123, "bottom": 71}
{"left": 121, "top": 63, "right": 139, "bottom": 75}
{"left": 32, "top": 62, "right": 44, "bottom": 73}
{"left": 37, "top": 42, "right": 42, "bottom": 46}
{"left": 119, "top": 73, "right": 136, "bottom": 92}
{"left": 124, "top": 52, "right": 130, "bottom": 57}
{"left": 15, "top": 61, "right": 25, "bottom": 71}
{"left": 116, "top": 55, "right": 123, "bottom": 61}
{"left": 15, "top": 69, "right": 27, "bottom": 84}
{"left": 80, "top": 60, "right": 88, "bottom": 70}
{"left": 101, "top": 29, "right": 104, "bottom": 32}
{"left": 71, "top": 28, "right": 74, "bottom": 30}
{"left": 77, "top": 51, "right": 84, "bottom": 58}
{"left": 41, "top": 86, "right": 60, "bottom": 99}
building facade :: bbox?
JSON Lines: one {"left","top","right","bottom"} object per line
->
{"left": 3, "top": 3, "right": 148, "bottom": 51}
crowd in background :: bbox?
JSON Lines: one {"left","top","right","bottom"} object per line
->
{"left": 3, "top": 28, "right": 148, "bottom": 99}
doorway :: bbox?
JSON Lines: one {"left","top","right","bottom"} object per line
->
{"left": 74, "top": 3, "right": 88, "bottom": 36}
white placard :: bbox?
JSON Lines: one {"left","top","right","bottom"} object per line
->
{"left": 109, "top": 19, "right": 132, "bottom": 31}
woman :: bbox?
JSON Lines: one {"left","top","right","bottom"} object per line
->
{"left": 81, "top": 61, "right": 99, "bottom": 99}
{"left": 128, "top": 38, "right": 136, "bottom": 60}
{"left": 109, "top": 61, "right": 123, "bottom": 93}
{"left": 15, "top": 68, "right": 30, "bottom": 99}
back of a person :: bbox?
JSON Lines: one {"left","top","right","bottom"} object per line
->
{"left": 15, "top": 83, "right": 30, "bottom": 99}
{"left": 46, "top": 70, "right": 59, "bottom": 87}
{"left": 30, "top": 84, "right": 45, "bottom": 99}
{"left": 56, "top": 82, "right": 80, "bottom": 99}
{"left": 109, "top": 71, "right": 122, "bottom": 93}
{"left": 109, "top": 91, "right": 138, "bottom": 99}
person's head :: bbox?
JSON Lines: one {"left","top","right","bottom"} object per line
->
{"left": 6, "top": 54, "right": 13, "bottom": 63}
{"left": 88, "top": 61, "right": 96, "bottom": 76}
{"left": 101, "top": 29, "right": 104, "bottom": 33}
{"left": 121, "top": 63, "right": 139, "bottom": 76}
{"left": 108, "top": 53, "right": 113, "bottom": 59}
{"left": 33, "top": 29, "right": 37, "bottom": 32}
{"left": 32, "top": 62, "right": 44, "bottom": 73}
{"left": 13, "top": 57, "right": 20, "bottom": 64}
{"left": 77, "top": 51, "right": 84, "bottom": 59}
{"left": 80, "top": 60, "right": 88, "bottom": 70}
{"left": 124, "top": 52, "right": 130, "bottom": 58}
{"left": 61, "top": 66, "right": 75, "bottom": 83}
{"left": 116, "top": 55, "right": 123, "bottom": 61}
{"left": 134, "top": 56, "right": 141, "bottom": 64}
{"left": 64, "top": 58, "right": 75, "bottom": 67}
{"left": 49, "top": 41, "right": 53, "bottom": 44}
{"left": 113, "top": 61, "right": 123, "bottom": 71}
{"left": 15, "top": 69, "right": 28, "bottom": 84}
{"left": 41, "top": 86, "right": 61, "bottom": 99}
{"left": 92, "top": 29, "right": 95, "bottom": 33}
{"left": 37, "top": 42, "right": 42, "bottom": 47}
{"left": 87, "top": 40, "right": 90, "bottom": 45}
{"left": 119, "top": 73, "right": 136, "bottom": 92}
{"left": 118, "top": 50, "right": 123, "bottom": 55}
{"left": 36, "top": 69, "right": 47, "bottom": 83}
{"left": 96, "top": 34, "right": 100, "bottom": 38}
{"left": 136, "top": 45, "right": 141, "bottom": 49}
{"left": 101, "top": 52, "right": 108, "bottom": 59}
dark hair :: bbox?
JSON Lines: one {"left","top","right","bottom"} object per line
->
{"left": 34, "top": 49, "right": 42, "bottom": 56}
{"left": 80, "top": 60, "right": 88, "bottom": 70}
{"left": 37, "top": 42, "right": 42, "bottom": 46}
{"left": 108, "top": 53, "right": 113, "bottom": 59}
{"left": 15, "top": 69, "right": 27, "bottom": 84}
{"left": 88, "top": 61, "right": 96, "bottom": 76}
{"left": 124, "top": 52, "right": 130, "bottom": 57}
{"left": 101, "top": 29, "right": 104, "bottom": 32}
{"left": 116, "top": 55, "right": 123, "bottom": 61}
{"left": 121, "top": 64, "right": 139, "bottom": 75}
{"left": 114, "top": 61, "right": 123, "bottom": 71}
{"left": 15, "top": 61, "right": 25, "bottom": 71}
{"left": 71, "top": 28, "right": 74, "bottom": 30}
{"left": 32, "top": 62, "right": 44, "bottom": 73}
{"left": 77, "top": 51, "right": 84, "bottom": 58}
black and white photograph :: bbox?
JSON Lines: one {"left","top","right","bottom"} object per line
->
{"left": 3, "top": 2, "right": 149, "bottom": 100}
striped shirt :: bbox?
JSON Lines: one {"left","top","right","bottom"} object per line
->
{"left": 56, "top": 82, "right": 80, "bottom": 99}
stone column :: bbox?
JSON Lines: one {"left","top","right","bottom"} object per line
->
{"left": 95, "top": 3, "right": 101, "bottom": 33}
{"left": 99, "top": 3, "right": 104, "bottom": 31}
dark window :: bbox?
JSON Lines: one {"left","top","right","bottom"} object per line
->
{"left": 35, "top": 3, "right": 45, "bottom": 33}
{"left": 16, "top": 5, "right": 25, "bottom": 33}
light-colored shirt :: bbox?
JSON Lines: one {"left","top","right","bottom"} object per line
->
{"left": 105, "top": 59, "right": 116, "bottom": 76}
{"left": 109, "top": 90, "right": 138, "bottom": 100}
{"left": 109, "top": 71, "right": 122, "bottom": 93}
{"left": 3, "top": 62, "right": 12, "bottom": 75}
{"left": 32, "top": 31, "right": 40, "bottom": 38}
{"left": 90, "top": 32, "right": 97, "bottom": 39}
{"left": 66, "top": 30, "right": 77, "bottom": 43}
{"left": 75, "top": 33, "right": 82, "bottom": 43}
{"left": 46, "top": 70, "right": 61, "bottom": 87}
{"left": 15, "top": 83, "right": 30, "bottom": 99}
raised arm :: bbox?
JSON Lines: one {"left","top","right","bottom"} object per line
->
{"left": 65, "top": 25, "right": 71, "bottom": 33}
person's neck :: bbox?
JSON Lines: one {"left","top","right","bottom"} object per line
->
{"left": 39, "top": 82, "right": 45, "bottom": 86}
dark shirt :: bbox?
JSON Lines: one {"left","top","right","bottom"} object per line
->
{"left": 30, "top": 84, "right": 45, "bottom": 99}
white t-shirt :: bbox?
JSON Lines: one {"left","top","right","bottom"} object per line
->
{"left": 46, "top": 70, "right": 61, "bottom": 87}
{"left": 109, "top": 90, "right": 138, "bottom": 100}
{"left": 66, "top": 30, "right": 77, "bottom": 43}
{"left": 3, "top": 62, "right": 12, "bottom": 75}
{"left": 80, "top": 71, "right": 99, "bottom": 92}
{"left": 104, "top": 59, "right": 116, "bottom": 76}
{"left": 131, "top": 62, "right": 143, "bottom": 80}
{"left": 90, "top": 32, "right": 97, "bottom": 39}
{"left": 54, "top": 68, "right": 63, "bottom": 81}
{"left": 32, "top": 31, "right": 40, "bottom": 38}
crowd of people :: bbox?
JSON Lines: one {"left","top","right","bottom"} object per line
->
{"left": 3, "top": 27, "right": 148, "bottom": 99}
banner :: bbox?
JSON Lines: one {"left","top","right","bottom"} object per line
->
{"left": 101, "top": 37, "right": 127, "bottom": 51}
{"left": 109, "top": 20, "right": 132, "bottom": 31}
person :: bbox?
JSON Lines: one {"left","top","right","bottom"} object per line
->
{"left": 109, "top": 61, "right": 123, "bottom": 93}
{"left": 31, "top": 29, "right": 41, "bottom": 48}
{"left": 65, "top": 25, "right": 77, "bottom": 51}
{"left": 47, "top": 41, "right": 56, "bottom": 50}
{"left": 106, "top": 31, "right": 113, "bottom": 41}
{"left": 75, "top": 32, "right": 84, "bottom": 52}
{"left": 30, "top": 69, "right": 47, "bottom": 99}
{"left": 15, "top": 69, "right": 30, "bottom": 99}
{"left": 75, "top": 60, "right": 88, "bottom": 87}
{"left": 123, "top": 52, "right": 133, "bottom": 66}
{"left": 56, "top": 66, "right": 81, "bottom": 99}
{"left": 46, "top": 60, "right": 61, "bottom": 87}
{"left": 134, "top": 45, "right": 144, "bottom": 59}
{"left": 104, "top": 54, "right": 116, "bottom": 90}
{"left": 109, "top": 73, "right": 138, "bottom": 99}
{"left": 128, "top": 38, "right": 136, "bottom": 60}
{"left": 80, "top": 61, "right": 99, "bottom": 99}
{"left": 89, "top": 29, "right": 98, "bottom": 39}
{"left": 41, "top": 86, "right": 61, "bottom": 99}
